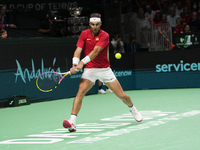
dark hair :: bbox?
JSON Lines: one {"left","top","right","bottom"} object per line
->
{"left": 129, "top": 34, "right": 136, "bottom": 42}
{"left": 176, "top": 17, "right": 183, "bottom": 24}
{"left": 162, "top": 2, "right": 168, "bottom": 7}
{"left": 184, "top": 23, "right": 190, "bottom": 29}
{"left": 137, "top": 9, "right": 145, "bottom": 19}
{"left": 182, "top": 6, "right": 190, "bottom": 15}
{"left": 90, "top": 13, "right": 101, "bottom": 18}
{"left": 154, "top": 11, "right": 162, "bottom": 22}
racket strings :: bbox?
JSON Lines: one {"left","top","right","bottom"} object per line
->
{"left": 37, "top": 73, "right": 61, "bottom": 91}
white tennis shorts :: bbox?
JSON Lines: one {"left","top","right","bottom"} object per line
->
{"left": 81, "top": 67, "right": 116, "bottom": 83}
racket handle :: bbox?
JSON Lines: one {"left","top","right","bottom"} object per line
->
{"left": 67, "top": 69, "right": 79, "bottom": 74}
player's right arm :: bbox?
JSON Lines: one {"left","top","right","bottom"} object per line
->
{"left": 70, "top": 47, "right": 83, "bottom": 74}
{"left": 73, "top": 47, "right": 83, "bottom": 65}
{"left": 70, "top": 30, "right": 85, "bottom": 75}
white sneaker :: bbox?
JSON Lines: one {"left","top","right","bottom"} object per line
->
{"left": 130, "top": 107, "right": 143, "bottom": 122}
{"left": 106, "top": 88, "right": 113, "bottom": 93}
{"left": 98, "top": 89, "right": 106, "bottom": 94}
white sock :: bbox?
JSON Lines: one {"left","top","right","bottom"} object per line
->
{"left": 129, "top": 105, "right": 137, "bottom": 112}
{"left": 69, "top": 114, "right": 77, "bottom": 125}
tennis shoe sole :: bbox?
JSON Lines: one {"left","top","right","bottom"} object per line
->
{"left": 63, "top": 120, "right": 76, "bottom": 132}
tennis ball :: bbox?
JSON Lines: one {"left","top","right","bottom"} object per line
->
{"left": 115, "top": 53, "right": 121, "bottom": 59}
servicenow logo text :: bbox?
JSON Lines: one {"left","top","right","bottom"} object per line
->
{"left": 156, "top": 60, "right": 200, "bottom": 72}
{"left": 113, "top": 70, "right": 132, "bottom": 77}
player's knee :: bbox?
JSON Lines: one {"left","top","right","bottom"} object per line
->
{"left": 77, "top": 87, "right": 87, "bottom": 96}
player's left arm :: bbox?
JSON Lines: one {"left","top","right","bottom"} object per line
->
{"left": 88, "top": 33, "right": 109, "bottom": 60}
{"left": 88, "top": 46, "right": 104, "bottom": 60}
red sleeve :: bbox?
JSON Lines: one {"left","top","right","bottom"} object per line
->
{"left": 76, "top": 31, "right": 86, "bottom": 48}
{"left": 95, "top": 33, "right": 109, "bottom": 48}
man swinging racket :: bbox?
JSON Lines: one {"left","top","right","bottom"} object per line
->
{"left": 63, "top": 13, "right": 143, "bottom": 132}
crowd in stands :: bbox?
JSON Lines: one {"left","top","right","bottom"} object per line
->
{"left": 141, "top": 2, "right": 200, "bottom": 46}
{"left": 1, "top": 0, "right": 200, "bottom": 51}
{"left": 133, "top": 0, "right": 200, "bottom": 33}
{"left": 112, "top": 0, "right": 200, "bottom": 52}
{"left": 0, "top": 5, "right": 16, "bottom": 39}
{"left": 0, "top": 5, "right": 16, "bottom": 35}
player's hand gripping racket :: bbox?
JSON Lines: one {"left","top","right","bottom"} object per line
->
{"left": 36, "top": 71, "right": 71, "bottom": 92}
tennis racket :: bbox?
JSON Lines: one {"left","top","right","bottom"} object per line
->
{"left": 36, "top": 71, "right": 70, "bottom": 92}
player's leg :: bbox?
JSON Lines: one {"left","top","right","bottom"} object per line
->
{"left": 98, "top": 79, "right": 106, "bottom": 94}
{"left": 63, "top": 78, "right": 94, "bottom": 131}
{"left": 71, "top": 78, "right": 94, "bottom": 115}
{"left": 105, "top": 79, "right": 143, "bottom": 122}
{"left": 104, "top": 79, "right": 133, "bottom": 106}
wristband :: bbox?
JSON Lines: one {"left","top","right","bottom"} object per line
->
{"left": 72, "top": 57, "right": 80, "bottom": 65}
{"left": 81, "top": 56, "right": 91, "bottom": 64}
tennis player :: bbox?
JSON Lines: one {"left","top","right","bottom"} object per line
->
{"left": 63, "top": 13, "right": 142, "bottom": 132}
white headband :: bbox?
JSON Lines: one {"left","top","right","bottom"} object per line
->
{"left": 89, "top": 17, "right": 101, "bottom": 22}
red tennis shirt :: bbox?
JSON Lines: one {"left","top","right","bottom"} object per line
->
{"left": 76, "top": 29, "right": 110, "bottom": 68}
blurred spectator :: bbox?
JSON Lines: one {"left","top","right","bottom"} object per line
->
{"left": 111, "top": 0, "right": 121, "bottom": 8}
{"left": 166, "top": 0, "right": 174, "bottom": 6}
{"left": 121, "top": 0, "right": 139, "bottom": 14}
{"left": 181, "top": 6, "right": 192, "bottom": 24}
{"left": 174, "top": 18, "right": 184, "bottom": 33}
{"left": 0, "top": 30, "right": 7, "bottom": 38}
{"left": 111, "top": 33, "right": 125, "bottom": 54}
{"left": 145, "top": 5, "right": 155, "bottom": 19}
{"left": 39, "top": 11, "right": 64, "bottom": 37}
{"left": 167, "top": 7, "right": 180, "bottom": 30}
{"left": 188, "top": 12, "right": 200, "bottom": 32}
{"left": 159, "top": 14, "right": 170, "bottom": 32}
{"left": 198, "top": 6, "right": 200, "bottom": 20}
{"left": 183, "top": 24, "right": 192, "bottom": 33}
{"left": 155, "top": 14, "right": 171, "bottom": 38}
{"left": 171, "top": 2, "right": 177, "bottom": 9}
{"left": 137, "top": 8, "right": 151, "bottom": 46}
{"left": 176, "top": 1, "right": 183, "bottom": 16}
{"left": 137, "top": 8, "right": 150, "bottom": 28}
{"left": 152, "top": 0, "right": 162, "bottom": 11}
{"left": 185, "top": 0, "right": 191, "bottom": 8}
{"left": 161, "top": 2, "right": 170, "bottom": 15}
{"left": 160, "top": 14, "right": 169, "bottom": 24}
{"left": 38, "top": 11, "right": 53, "bottom": 37}
{"left": 109, "top": 35, "right": 114, "bottom": 53}
{"left": 0, "top": 5, "right": 17, "bottom": 29}
{"left": 125, "top": 34, "right": 140, "bottom": 53}
{"left": 139, "top": 0, "right": 151, "bottom": 11}
{"left": 153, "top": 10, "right": 162, "bottom": 24}
{"left": 0, "top": 15, "right": 4, "bottom": 31}
{"left": 191, "top": 2, "right": 198, "bottom": 12}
